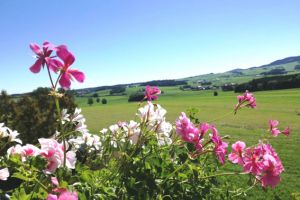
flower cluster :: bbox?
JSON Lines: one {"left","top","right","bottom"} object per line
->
{"left": 235, "top": 90, "right": 256, "bottom": 114}
{"left": 144, "top": 85, "right": 161, "bottom": 101}
{"left": 29, "top": 42, "right": 85, "bottom": 89}
{"left": 229, "top": 141, "right": 284, "bottom": 188}
{"left": 8, "top": 138, "right": 76, "bottom": 174}
{"left": 100, "top": 102, "right": 173, "bottom": 148}
{"left": 268, "top": 119, "right": 289, "bottom": 137}
{"left": 137, "top": 102, "right": 172, "bottom": 145}
{"left": 176, "top": 113, "right": 228, "bottom": 164}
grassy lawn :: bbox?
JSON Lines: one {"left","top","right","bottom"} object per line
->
{"left": 77, "top": 87, "right": 300, "bottom": 199}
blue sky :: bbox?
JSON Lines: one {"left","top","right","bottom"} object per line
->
{"left": 1, "top": 0, "right": 300, "bottom": 94}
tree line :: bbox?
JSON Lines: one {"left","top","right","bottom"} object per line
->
{"left": 0, "top": 88, "right": 76, "bottom": 144}
{"left": 234, "top": 73, "right": 300, "bottom": 92}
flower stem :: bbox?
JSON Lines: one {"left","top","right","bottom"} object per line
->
{"left": 208, "top": 110, "right": 234, "bottom": 123}
{"left": 54, "top": 97, "right": 66, "bottom": 167}
{"left": 54, "top": 73, "right": 63, "bottom": 90}
{"left": 46, "top": 65, "right": 55, "bottom": 89}
{"left": 200, "top": 171, "right": 248, "bottom": 179}
{"left": 34, "top": 177, "right": 48, "bottom": 192}
{"left": 163, "top": 158, "right": 190, "bottom": 184}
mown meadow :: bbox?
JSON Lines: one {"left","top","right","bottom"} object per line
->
{"left": 77, "top": 87, "right": 300, "bottom": 199}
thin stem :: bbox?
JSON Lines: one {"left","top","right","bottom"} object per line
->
{"left": 46, "top": 65, "right": 55, "bottom": 89}
{"left": 208, "top": 110, "right": 234, "bottom": 123}
{"left": 200, "top": 171, "right": 248, "bottom": 179}
{"left": 54, "top": 72, "right": 63, "bottom": 90}
{"left": 54, "top": 97, "right": 66, "bottom": 167}
{"left": 34, "top": 177, "right": 48, "bottom": 192}
{"left": 163, "top": 158, "right": 190, "bottom": 184}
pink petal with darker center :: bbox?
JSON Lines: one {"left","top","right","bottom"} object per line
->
{"left": 59, "top": 72, "right": 71, "bottom": 89}
{"left": 29, "top": 59, "right": 43, "bottom": 73}
{"left": 68, "top": 69, "right": 85, "bottom": 83}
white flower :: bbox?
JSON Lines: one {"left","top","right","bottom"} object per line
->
{"left": 72, "top": 108, "right": 85, "bottom": 123}
{"left": 156, "top": 122, "right": 173, "bottom": 146}
{"left": 125, "top": 120, "right": 141, "bottom": 144}
{"left": 0, "top": 168, "right": 9, "bottom": 181}
{"left": 100, "top": 128, "right": 108, "bottom": 134}
{"left": 7, "top": 144, "right": 23, "bottom": 156}
{"left": 109, "top": 124, "right": 120, "bottom": 134}
{"left": 0, "top": 123, "right": 8, "bottom": 138}
{"left": 7, "top": 129, "right": 22, "bottom": 144}
{"left": 61, "top": 109, "right": 70, "bottom": 124}
{"left": 75, "top": 121, "right": 89, "bottom": 134}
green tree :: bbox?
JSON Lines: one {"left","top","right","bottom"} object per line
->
{"left": 101, "top": 98, "right": 107, "bottom": 104}
{"left": 96, "top": 97, "right": 100, "bottom": 103}
{"left": 0, "top": 90, "right": 15, "bottom": 125}
{"left": 88, "top": 97, "right": 94, "bottom": 106}
{"left": 0, "top": 87, "right": 77, "bottom": 144}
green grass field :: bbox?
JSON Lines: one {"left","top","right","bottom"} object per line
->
{"left": 77, "top": 87, "right": 300, "bottom": 199}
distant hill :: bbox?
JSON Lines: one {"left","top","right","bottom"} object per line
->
{"left": 9, "top": 55, "right": 300, "bottom": 96}
{"left": 73, "top": 55, "right": 300, "bottom": 95}
{"left": 180, "top": 55, "right": 300, "bottom": 87}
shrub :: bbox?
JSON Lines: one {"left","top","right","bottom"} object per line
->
{"left": 102, "top": 98, "right": 107, "bottom": 104}
{"left": 87, "top": 97, "right": 94, "bottom": 105}
{"left": 128, "top": 92, "right": 144, "bottom": 102}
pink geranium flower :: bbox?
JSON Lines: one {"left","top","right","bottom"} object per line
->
{"left": 235, "top": 90, "right": 256, "bottom": 114}
{"left": 260, "top": 154, "right": 283, "bottom": 188}
{"left": 268, "top": 120, "right": 290, "bottom": 137}
{"left": 199, "top": 122, "right": 210, "bottom": 139}
{"left": 242, "top": 147, "right": 264, "bottom": 175}
{"left": 29, "top": 41, "right": 57, "bottom": 73}
{"left": 51, "top": 45, "right": 85, "bottom": 89}
{"left": 241, "top": 143, "right": 284, "bottom": 188}
{"left": 38, "top": 138, "right": 76, "bottom": 173}
{"left": 282, "top": 127, "right": 290, "bottom": 136}
{"left": 228, "top": 141, "right": 246, "bottom": 165}
{"left": 210, "top": 126, "right": 228, "bottom": 164}
{"left": 144, "top": 85, "right": 161, "bottom": 101}
{"left": 268, "top": 120, "right": 281, "bottom": 136}
{"left": 176, "top": 112, "right": 202, "bottom": 151}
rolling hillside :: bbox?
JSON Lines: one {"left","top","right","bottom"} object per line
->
{"left": 180, "top": 55, "right": 300, "bottom": 86}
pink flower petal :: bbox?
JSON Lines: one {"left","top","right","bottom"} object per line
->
{"left": 29, "top": 59, "right": 43, "bottom": 73}
{"left": 56, "top": 46, "right": 75, "bottom": 67}
{"left": 46, "top": 194, "right": 58, "bottom": 200}
{"left": 59, "top": 72, "right": 71, "bottom": 89}
{"left": 68, "top": 69, "right": 85, "bottom": 83}
{"left": 282, "top": 127, "right": 290, "bottom": 136}
{"left": 51, "top": 177, "right": 59, "bottom": 186}
{"left": 58, "top": 191, "right": 78, "bottom": 200}
{"left": 45, "top": 58, "right": 62, "bottom": 73}
{"left": 271, "top": 128, "right": 281, "bottom": 137}
{"left": 30, "top": 43, "right": 41, "bottom": 55}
